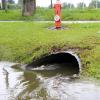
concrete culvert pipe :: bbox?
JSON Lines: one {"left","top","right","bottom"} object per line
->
{"left": 27, "top": 51, "right": 81, "bottom": 74}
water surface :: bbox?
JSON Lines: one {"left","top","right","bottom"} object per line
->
{"left": 0, "top": 61, "right": 100, "bottom": 100}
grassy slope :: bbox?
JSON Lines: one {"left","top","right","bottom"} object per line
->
{"left": 0, "top": 22, "right": 100, "bottom": 78}
{"left": 1, "top": 8, "right": 100, "bottom": 20}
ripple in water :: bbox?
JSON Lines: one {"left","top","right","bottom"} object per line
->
{"left": 0, "top": 61, "right": 100, "bottom": 100}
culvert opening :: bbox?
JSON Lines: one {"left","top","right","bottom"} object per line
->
{"left": 27, "top": 51, "right": 81, "bottom": 75}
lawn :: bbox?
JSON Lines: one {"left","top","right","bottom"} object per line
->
{"left": 0, "top": 8, "right": 100, "bottom": 21}
{"left": 0, "top": 22, "right": 100, "bottom": 78}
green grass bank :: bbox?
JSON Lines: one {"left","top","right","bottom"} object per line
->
{"left": 1, "top": 8, "right": 100, "bottom": 21}
{"left": 0, "top": 22, "right": 100, "bottom": 78}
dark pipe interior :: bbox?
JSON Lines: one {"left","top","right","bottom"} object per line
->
{"left": 28, "top": 53, "right": 80, "bottom": 74}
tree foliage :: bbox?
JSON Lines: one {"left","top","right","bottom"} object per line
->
{"left": 8, "top": 0, "right": 15, "bottom": 4}
{"left": 89, "top": 0, "right": 100, "bottom": 8}
{"left": 77, "top": 2, "right": 86, "bottom": 8}
{"left": 62, "top": 3, "right": 74, "bottom": 8}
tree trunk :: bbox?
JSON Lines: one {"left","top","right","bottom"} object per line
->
{"left": 51, "top": 0, "right": 53, "bottom": 8}
{"left": 22, "top": 0, "right": 36, "bottom": 16}
{"left": 1, "top": 0, "right": 7, "bottom": 10}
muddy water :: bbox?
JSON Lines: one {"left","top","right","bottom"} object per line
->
{"left": 0, "top": 61, "right": 100, "bottom": 100}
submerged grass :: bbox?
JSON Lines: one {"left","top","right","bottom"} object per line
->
{"left": 0, "top": 22, "right": 100, "bottom": 78}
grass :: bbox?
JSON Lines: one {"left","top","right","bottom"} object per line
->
{"left": 0, "top": 22, "right": 100, "bottom": 78}
{"left": 1, "top": 8, "right": 100, "bottom": 20}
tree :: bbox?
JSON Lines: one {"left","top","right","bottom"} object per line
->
{"left": 63, "top": 3, "right": 74, "bottom": 9}
{"left": 62, "top": 2, "right": 68, "bottom": 8}
{"left": 8, "top": 0, "right": 15, "bottom": 4}
{"left": 18, "top": 0, "right": 23, "bottom": 9}
{"left": 89, "top": 0, "right": 100, "bottom": 8}
{"left": 18, "top": 0, "right": 23, "bottom": 6}
{"left": 22, "top": 0, "right": 36, "bottom": 16}
{"left": 1, "top": 0, "right": 7, "bottom": 11}
{"left": 77, "top": 2, "right": 86, "bottom": 9}
{"left": 67, "top": 3, "right": 74, "bottom": 8}
{"left": 51, "top": 0, "right": 53, "bottom": 8}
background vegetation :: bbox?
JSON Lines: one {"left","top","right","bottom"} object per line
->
{"left": 1, "top": 8, "right": 100, "bottom": 21}
{"left": 0, "top": 0, "right": 100, "bottom": 20}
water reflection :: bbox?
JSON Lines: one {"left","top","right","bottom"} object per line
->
{"left": 29, "top": 63, "right": 79, "bottom": 77}
{"left": 0, "top": 62, "right": 100, "bottom": 100}
{"left": 3, "top": 68, "right": 9, "bottom": 89}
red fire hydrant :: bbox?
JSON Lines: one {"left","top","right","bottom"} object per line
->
{"left": 54, "top": 0, "right": 62, "bottom": 29}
